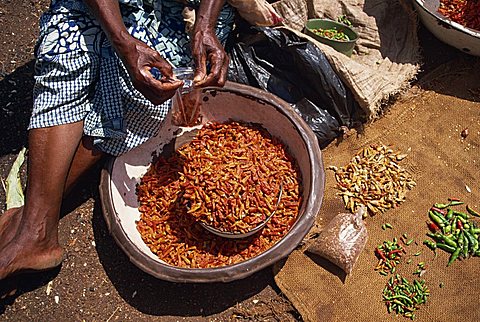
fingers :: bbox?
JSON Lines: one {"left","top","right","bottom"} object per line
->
{"left": 193, "top": 45, "right": 207, "bottom": 84}
{"left": 194, "top": 50, "right": 229, "bottom": 88}
{"left": 137, "top": 68, "right": 183, "bottom": 105}
{"left": 124, "top": 40, "right": 183, "bottom": 105}
{"left": 203, "top": 52, "right": 229, "bottom": 87}
{"left": 191, "top": 29, "right": 229, "bottom": 88}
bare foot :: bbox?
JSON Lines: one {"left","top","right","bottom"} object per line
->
{"left": 0, "top": 207, "right": 23, "bottom": 243}
{"left": 0, "top": 209, "right": 64, "bottom": 281}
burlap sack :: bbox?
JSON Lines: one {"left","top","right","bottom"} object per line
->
{"left": 273, "top": 59, "right": 480, "bottom": 322}
{"left": 270, "top": 0, "right": 421, "bottom": 120}
{"left": 228, "top": 0, "right": 283, "bottom": 26}
{"left": 271, "top": 0, "right": 309, "bottom": 31}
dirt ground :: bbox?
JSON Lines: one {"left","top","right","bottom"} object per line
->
{"left": 0, "top": 1, "right": 477, "bottom": 321}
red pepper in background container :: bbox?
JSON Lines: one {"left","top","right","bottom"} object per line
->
{"left": 438, "top": 0, "right": 480, "bottom": 31}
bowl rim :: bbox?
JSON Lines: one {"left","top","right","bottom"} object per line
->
{"left": 305, "top": 18, "right": 359, "bottom": 43}
{"left": 99, "top": 81, "right": 325, "bottom": 283}
{"left": 413, "top": 0, "right": 480, "bottom": 38}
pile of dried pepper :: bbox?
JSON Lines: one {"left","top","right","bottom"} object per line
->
{"left": 423, "top": 199, "right": 480, "bottom": 266}
{"left": 136, "top": 121, "right": 302, "bottom": 268}
{"left": 383, "top": 274, "right": 430, "bottom": 320}
{"left": 328, "top": 144, "right": 416, "bottom": 217}
{"left": 179, "top": 121, "right": 297, "bottom": 234}
{"left": 438, "top": 0, "right": 480, "bottom": 31}
{"left": 374, "top": 238, "right": 406, "bottom": 275}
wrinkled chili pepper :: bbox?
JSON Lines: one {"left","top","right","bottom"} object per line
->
{"left": 374, "top": 238, "right": 406, "bottom": 275}
{"left": 438, "top": 0, "right": 480, "bottom": 31}
{"left": 179, "top": 121, "right": 299, "bottom": 234}
{"left": 136, "top": 121, "right": 302, "bottom": 268}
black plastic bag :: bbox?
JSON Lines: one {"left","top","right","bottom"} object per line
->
{"left": 227, "top": 27, "right": 363, "bottom": 148}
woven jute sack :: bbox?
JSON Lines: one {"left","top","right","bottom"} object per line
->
{"left": 270, "top": 0, "right": 421, "bottom": 120}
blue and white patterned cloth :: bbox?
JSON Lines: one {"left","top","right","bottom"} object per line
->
{"left": 30, "top": 0, "right": 235, "bottom": 156}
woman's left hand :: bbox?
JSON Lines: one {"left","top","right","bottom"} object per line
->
{"left": 191, "top": 28, "right": 229, "bottom": 88}
{"left": 191, "top": 0, "right": 229, "bottom": 88}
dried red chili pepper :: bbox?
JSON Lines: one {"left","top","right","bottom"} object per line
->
{"left": 136, "top": 121, "right": 302, "bottom": 268}
{"left": 438, "top": 0, "right": 480, "bottom": 31}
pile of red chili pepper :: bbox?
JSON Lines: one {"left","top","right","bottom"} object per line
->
{"left": 374, "top": 238, "right": 406, "bottom": 275}
{"left": 179, "top": 122, "right": 295, "bottom": 234}
{"left": 136, "top": 121, "right": 302, "bottom": 268}
{"left": 423, "top": 199, "right": 480, "bottom": 266}
{"left": 438, "top": 0, "right": 480, "bottom": 31}
{"left": 382, "top": 274, "right": 430, "bottom": 320}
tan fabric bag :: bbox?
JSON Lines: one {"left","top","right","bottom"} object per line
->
{"left": 270, "top": 0, "right": 421, "bottom": 120}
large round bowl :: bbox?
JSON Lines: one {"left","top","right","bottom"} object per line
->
{"left": 413, "top": 0, "right": 480, "bottom": 56}
{"left": 99, "top": 82, "right": 325, "bottom": 283}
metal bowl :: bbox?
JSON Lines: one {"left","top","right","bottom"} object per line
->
{"left": 99, "top": 81, "right": 325, "bottom": 283}
{"left": 413, "top": 0, "right": 480, "bottom": 56}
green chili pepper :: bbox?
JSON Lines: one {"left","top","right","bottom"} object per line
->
{"left": 386, "top": 295, "right": 414, "bottom": 305}
{"left": 429, "top": 211, "right": 446, "bottom": 227}
{"left": 466, "top": 205, "right": 480, "bottom": 217}
{"left": 447, "top": 247, "right": 461, "bottom": 266}
{"left": 464, "top": 230, "right": 476, "bottom": 246}
{"left": 435, "top": 243, "right": 456, "bottom": 253}
{"left": 462, "top": 234, "right": 469, "bottom": 258}
{"left": 454, "top": 211, "right": 469, "bottom": 219}
{"left": 446, "top": 208, "right": 454, "bottom": 220}
{"left": 423, "top": 240, "right": 436, "bottom": 250}
{"left": 457, "top": 231, "right": 464, "bottom": 246}
{"left": 451, "top": 219, "right": 457, "bottom": 234}
{"left": 444, "top": 225, "right": 452, "bottom": 234}
{"left": 448, "top": 201, "right": 464, "bottom": 206}
{"left": 428, "top": 233, "right": 457, "bottom": 248}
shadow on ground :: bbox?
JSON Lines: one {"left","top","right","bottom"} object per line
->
{"left": 0, "top": 268, "right": 61, "bottom": 315}
{"left": 0, "top": 60, "right": 35, "bottom": 156}
{"left": 414, "top": 25, "right": 480, "bottom": 101}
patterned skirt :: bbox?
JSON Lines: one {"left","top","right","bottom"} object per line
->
{"left": 30, "top": 0, "right": 235, "bottom": 156}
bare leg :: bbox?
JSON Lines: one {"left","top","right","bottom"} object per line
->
{"left": 64, "top": 136, "right": 105, "bottom": 197}
{"left": 0, "top": 122, "right": 105, "bottom": 280}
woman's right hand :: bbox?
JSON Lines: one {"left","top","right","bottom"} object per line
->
{"left": 116, "top": 36, "right": 183, "bottom": 105}
{"left": 83, "top": 0, "right": 183, "bottom": 105}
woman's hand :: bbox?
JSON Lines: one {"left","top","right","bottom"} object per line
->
{"left": 84, "top": 0, "right": 183, "bottom": 105}
{"left": 116, "top": 36, "right": 183, "bottom": 105}
{"left": 191, "top": 28, "right": 229, "bottom": 88}
{"left": 191, "top": 0, "right": 228, "bottom": 88}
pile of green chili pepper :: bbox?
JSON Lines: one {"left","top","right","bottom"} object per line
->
{"left": 311, "top": 27, "right": 350, "bottom": 41}
{"left": 423, "top": 199, "right": 480, "bottom": 266}
{"left": 383, "top": 274, "right": 430, "bottom": 320}
{"left": 374, "top": 238, "right": 406, "bottom": 275}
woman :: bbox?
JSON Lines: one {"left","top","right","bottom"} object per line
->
{"left": 0, "top": 0, "right": 234, "bottom": 282}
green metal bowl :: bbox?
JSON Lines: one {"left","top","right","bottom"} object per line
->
{"left": 304, "top": 19, "right": 359, "bottom": 57}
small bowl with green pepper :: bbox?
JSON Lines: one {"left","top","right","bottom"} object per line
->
{"left": 304, "top": 18, "right": 359, "bottom": 57}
